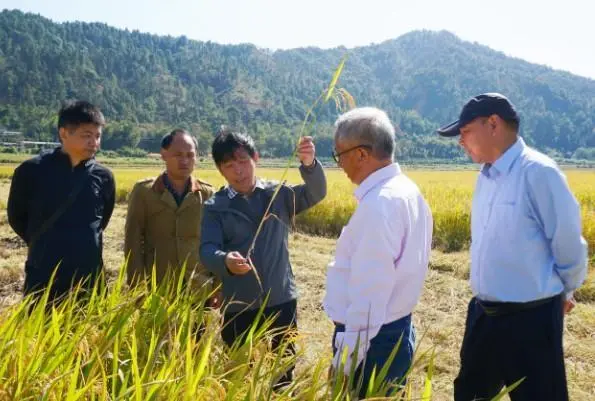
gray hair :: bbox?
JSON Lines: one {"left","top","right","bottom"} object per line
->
{"left": 334, "top": 107, "right": 396, "bottom": 161}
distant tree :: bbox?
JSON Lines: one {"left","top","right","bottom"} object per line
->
{"left": 572, "top": 147, "right": 595, "bottom": 160}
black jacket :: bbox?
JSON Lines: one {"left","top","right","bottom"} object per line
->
{"left": 7, "top": 147, "right": 115, "bottom": 295}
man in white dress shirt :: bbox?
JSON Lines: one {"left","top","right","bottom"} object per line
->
{"left": 323, "top": 107, "right": 433, "bottom": 398}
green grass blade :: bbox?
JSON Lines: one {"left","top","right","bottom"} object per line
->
{"left": 323, "top": 56, "right": 347, "bottom": 103}
{"left": 490, "top": 378, "right": 525, "bottom": 401}
{"left": 422, "top": 349, "right": 435, "bottom": 400}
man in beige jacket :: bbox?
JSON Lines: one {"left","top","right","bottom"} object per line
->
{"left": 125, "top": 129, "right": 220, "bottom": 306}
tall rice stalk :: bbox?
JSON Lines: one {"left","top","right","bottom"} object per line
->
{"left": 245, "top": 56, "right": 355, "bottom": 290}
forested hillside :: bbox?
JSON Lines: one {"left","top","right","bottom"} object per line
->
{"left": 1, "top": 9, "right": 594, "bottom": 160}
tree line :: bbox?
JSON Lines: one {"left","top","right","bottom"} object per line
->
{"left": 0, "top": 9, "right": 594, "bottom": 160}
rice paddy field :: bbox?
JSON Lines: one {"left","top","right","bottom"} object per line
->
{"left": 0, "top": 162, "right": 593, "bottom": 400}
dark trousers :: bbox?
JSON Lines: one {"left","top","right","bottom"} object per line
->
{"left": 333, "top": 314, "right": 415, "bottom": 399}
{"left": 454, "top": 295, "right": 568, "bottom": 401}
{"left": 222, "top": 299, "right": 297, "bottom": 388}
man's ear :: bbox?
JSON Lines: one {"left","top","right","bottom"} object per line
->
{"left": 488, "top": 115, "right": 498, "bottom": 132}
{"left": 358, "top": 147, "right": 369, "bottom": 161}
{"left": 58, "top": 127, "right": 68, "bottom": 143}
{"left": 254, "top": 151, "right": 260, "bottom": 163}
{"left": 160, "top": 148, "right": 167, "bottom": 161}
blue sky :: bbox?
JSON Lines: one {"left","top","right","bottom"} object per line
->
{"left": 2, "top": 0, "right": 594, "bottom": 79}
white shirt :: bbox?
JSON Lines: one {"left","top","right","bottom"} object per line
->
{"left": 323, "top": 163, "right": 433, "bottom": 375}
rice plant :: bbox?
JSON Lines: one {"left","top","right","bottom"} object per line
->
{"left": 0, "top": 262, "right": 445, "bottom": 400}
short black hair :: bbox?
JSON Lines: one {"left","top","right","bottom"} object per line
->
{"left": 58, "top": 100, "right": 105, "bottom": 130}
{"left": 504, "top": 118, "right": 520, "bottom": 133}
{"left": 161, "top": 128, "right": 198, "bottom": 150}
{"left": 211, "top": 131, "right": 257, "bottom": 165}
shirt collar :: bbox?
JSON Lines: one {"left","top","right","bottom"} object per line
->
{"left": 163, "top": 173, "right": 190, "bottom": 195}
{"left": 481, "top": 137, "right": 525, "bottom": 179}
{"left": 354, "top": 163, "right": 402, "bottom": 201}
{"left": 55, "top": 146, "right": 95, "bottom": 169}
{"left": 227, "top": 178, "right": 266, "bottom": 199}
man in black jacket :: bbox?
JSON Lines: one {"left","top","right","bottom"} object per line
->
{"left": 7, "top": 100, "right": 115, "bottom": 302}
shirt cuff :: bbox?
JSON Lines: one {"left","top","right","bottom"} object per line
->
{"left": 333, "top": 331, "right": 369, "bottom": 376}
{"left": 300, "top": 158, "right": 318, "bottom": 171}
{"left": 209, "top": 250, "right": 234, "bottom": 278}
{"left": 564, "top": 291, "right": 574, "bottom": 301}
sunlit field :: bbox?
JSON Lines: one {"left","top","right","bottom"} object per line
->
{"left": 0, "top": 163, "right": 594, "bottom": 400}
{"left": 4, "top": 164, "right": 589, "bottom": 258}
{"left": 0, "top": 164, "right": 593, "bottom": 296}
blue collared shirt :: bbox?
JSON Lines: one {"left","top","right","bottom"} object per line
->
{"left": 471, "top": 137, "right": 588, "bottom": 302}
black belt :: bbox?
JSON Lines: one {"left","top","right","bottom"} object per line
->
{"left": 476, "top": 294, "right": 560, "bottom": 317}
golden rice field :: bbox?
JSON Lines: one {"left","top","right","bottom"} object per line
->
{"left": 0, "top": 164, "right": 593, "bottom": 258}
{"left": 0, "top": 163, "right": 594, "bottom": 400}
{"left": 55, "top": 165, "right": 595, "bottom": 251}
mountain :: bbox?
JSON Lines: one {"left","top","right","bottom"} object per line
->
{"left": 1, "top": 9, "right": 594, "bottom": 160}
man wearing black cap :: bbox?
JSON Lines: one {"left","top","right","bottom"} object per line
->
{"left": 437, "top": 93, "right": 588, "bottom": 401}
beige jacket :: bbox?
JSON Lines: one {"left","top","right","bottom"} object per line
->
{"left": 124, "top": 173, "right": 217, "bottom": 292}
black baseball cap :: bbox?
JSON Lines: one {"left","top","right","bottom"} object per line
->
{"left": 437, "top": 93, "right": 520, "bottom": 137}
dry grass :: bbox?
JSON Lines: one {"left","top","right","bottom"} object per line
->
{"left": 0, "top": 167, "right": 594, "bottom": 399}
{"left": 288, "top": 233, "right": 595, "bottom": 400}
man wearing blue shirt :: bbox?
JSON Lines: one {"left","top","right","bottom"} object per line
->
{"left": 437, "top": 93, "right": 588, "bottom": 401}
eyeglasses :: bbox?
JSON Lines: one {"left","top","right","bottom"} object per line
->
{"left": 331, "top": 144, "right": 372, "bottom": 163}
